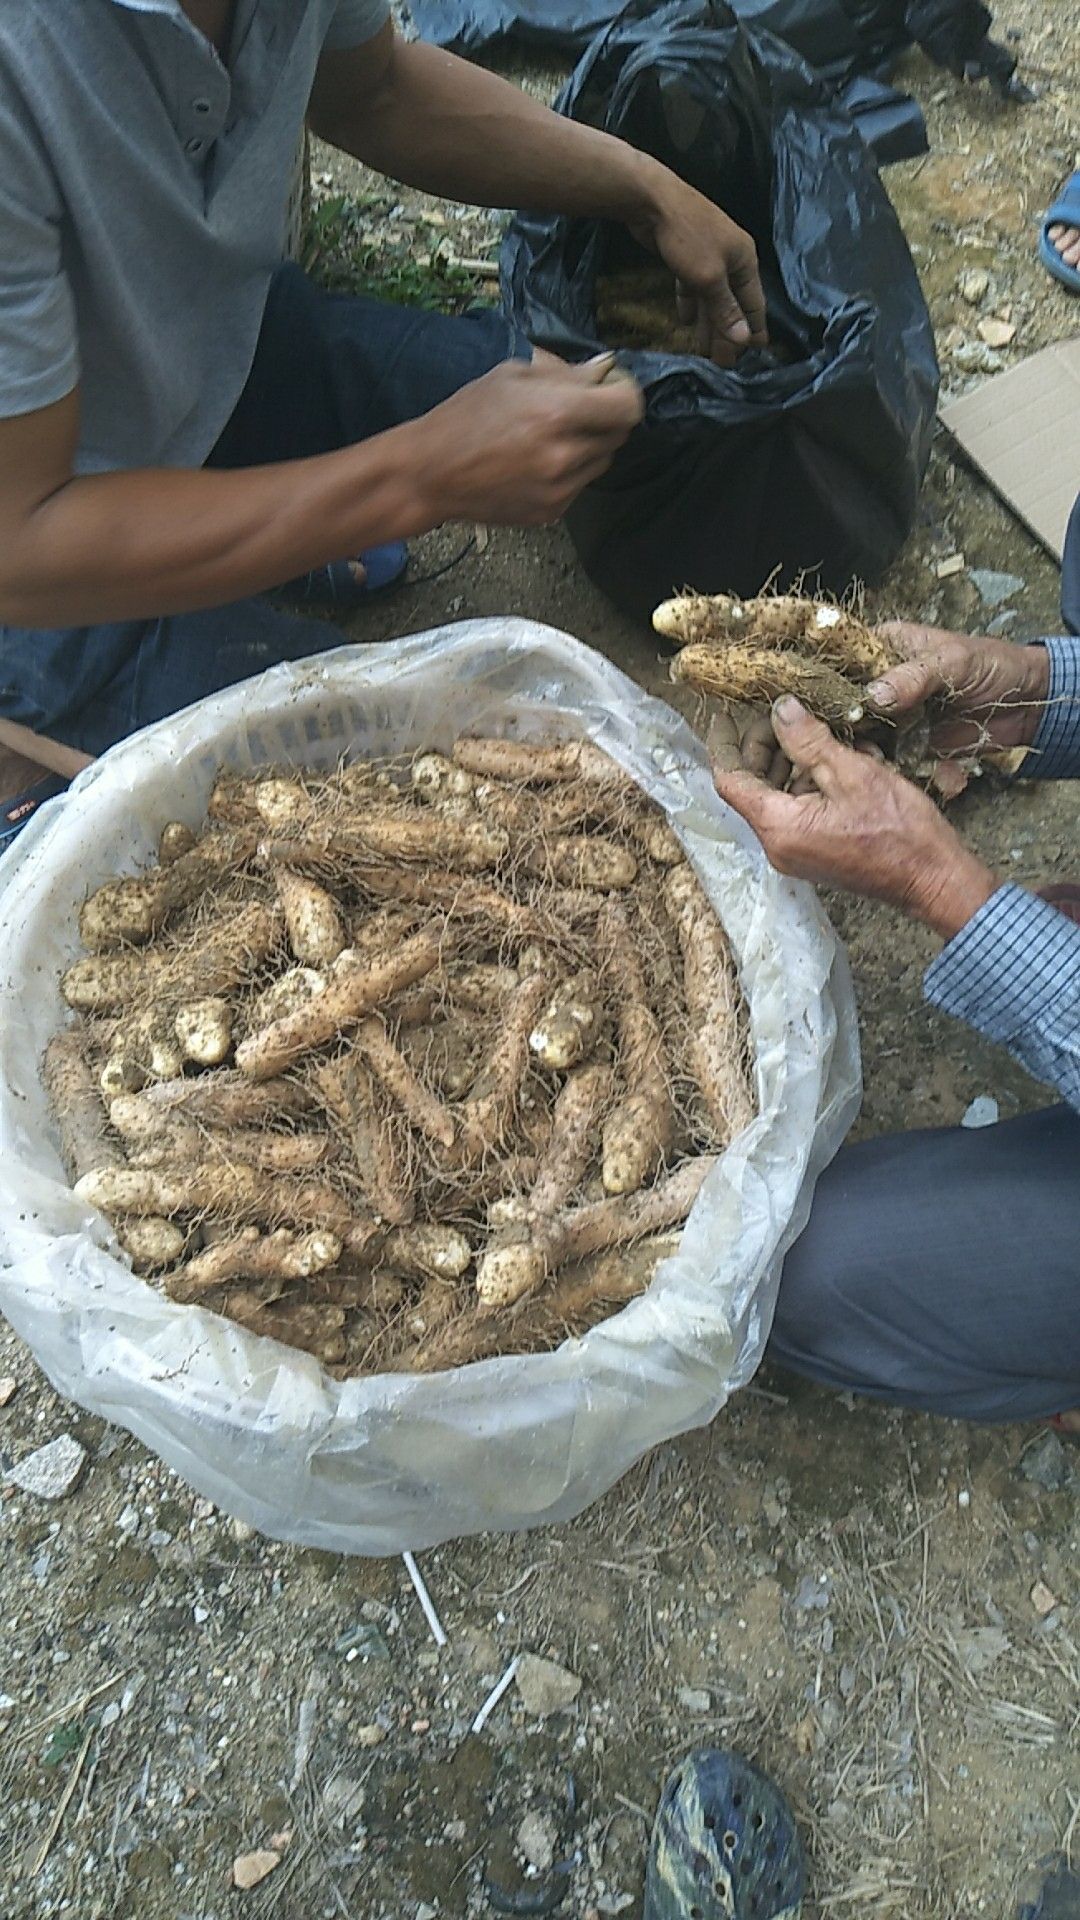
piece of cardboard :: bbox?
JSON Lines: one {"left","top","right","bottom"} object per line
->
{"left": 939, "top": 339, "right": 1080, "bottom": 563}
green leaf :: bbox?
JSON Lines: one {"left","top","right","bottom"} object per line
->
{"left": 41, "top": 1721, "right": 84, "bottom": 1768}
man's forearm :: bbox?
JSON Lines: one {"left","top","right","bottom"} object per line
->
{"left": 0, "top": 428, "right": 432, "bottom": 628}
{"left": 312, "top": 36, "right": 667, "bottom": 230}
{"left": 925, "top": 884, "right": 1080, "bottom": 1114}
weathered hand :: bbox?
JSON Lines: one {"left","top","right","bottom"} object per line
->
{"left": 715, "top": 696, "right": 998, "bottom": 939}
{"left": 628, "top": 175, "right": 767, "bottom": 366}
{"left": 872, "top": 622, "right": 1049, "bottom": 757}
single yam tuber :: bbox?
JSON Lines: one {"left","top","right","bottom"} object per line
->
{"left": 404, "top": 1275, "right": 458, "bottom": 1340}
{"left": 128, "top": 1070, "right": 315, "bottom": 1127}
{"left": 379, "top": 1222, "right": 471, "bottom": 1282}
{"left": 167, "top": 1225, "right": 343, "bottom": 1301}
{"left": 273, "top": 864, "right": 347, "bottom": 966}
{"left": 457, "top": 974, "right": 548, "bottom": 1160}
{"left": 225, "top": 1290, "right": 347, "bottom": 1364}
{"left": 529, "top": 971, "right": 603, "bottom": 1072}
{"left": 598, "top": 901, "right": 674, "bottom": 1194}
{"left": 158, "top": 822, "right": 197, "bottom": 864}
{"left": 43, "top": 1029, "right": 124, "bottom": 1182}
{"left": 452, "top": 738, "right": 631, "bottom": 790}
{"left": 313, "top": 1056, "right": 414, "bottom": 1225}
{"left": 62, "top": 901, "right": 279, "bottom": 1012}
{"left": 235, "top": 925, "right": 444, "bottom": 1080}
{"left": 475, "top": 1155, "right": 715, "bottom": 1311}
{"left": 527, "top": 1063, "right": 612, "bottom": 1218}
{"left": 115, "top": 1216, "right": 187, "bottom": 1272}
{"left": 354, "top": 1016, "right": 456, "bottom": 1151}
{"left": 663, "top": 866, "right": 754, "bottom": 1146}
{"left": 78, "top": 830, "right": 253, "bottom": 951}
{"left": 524, "top": 833, "right": 637, "bottom": 891}
{"left": 174, "top": 996, "right": 233, "bottom": 1066}
{"left": 74, "top": 1163, "right": 356, "bottom": 1235}
{"left": 248, "top": 966, "right": 325, "bottom": 1031}
{"left": 670, "top": 642, "right": 868, "bottom": 731}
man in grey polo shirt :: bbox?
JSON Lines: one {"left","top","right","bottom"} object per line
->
{"left": 0, "top": 0, "right": 767, "bottom": 756}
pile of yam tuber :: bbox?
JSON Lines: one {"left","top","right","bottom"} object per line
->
{"left": 46, "top": 737, "right": 756, "bottom": 1377}
{"left": 655, "top": 589, "right": 900, "bottom": 733}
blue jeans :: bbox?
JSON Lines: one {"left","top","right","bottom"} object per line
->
{"left": 0, "top": 265, "right": 526, "bottom": 754}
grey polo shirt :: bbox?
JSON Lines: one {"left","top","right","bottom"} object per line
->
{"left": 0, "top": 0, "right": 389, "bottom": 474}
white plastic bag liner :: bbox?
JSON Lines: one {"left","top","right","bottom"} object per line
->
{"left": 0, "top": 620, "right": 860, "bottom": 1554}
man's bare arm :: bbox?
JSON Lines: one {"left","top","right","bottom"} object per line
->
{"left": 0, "top": 361, "right": 641, "bottom": 629}
{"left": 308, "top": 26, "right": 766, "bottom": 361}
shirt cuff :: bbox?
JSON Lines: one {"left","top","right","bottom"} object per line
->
{"left": 924, "top": 882, "right": 1080, "bottom": 1042}
{"left": 1025, "top": 637, "right": 1080, "bottom": 780}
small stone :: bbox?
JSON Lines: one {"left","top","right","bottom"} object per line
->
{"left": 978, "top": 317, "right": 1016, "bottom": 348}
{"left": 0, "top": 1693, "right": 16, "bottom": 1714}
{"left": 356, "top": 1723, "right": 386, "bottom": 1748}
{"left": 101, "top": 1702, "right": 121, "bottom": 1729}
{"left": 958, "top": 268, "right": 989, "bottom": 306}
{"left": 958, "top": 1488, "right": 971, "bottom": 1508}
{"left": 968, "top": 568, "right": 1025, "bottom": 609}
{"left": 1019, "top": 1430, "right": 1070, "bottom": 1492}
{"left": 193, "top": 1604, "right": 209, "bottom": 1624}
{"left": 230, "top": 1517, "right": 255, "bottom": 1543}
{"left": 953, "top": 341, "right": 1004, "bottom": 374}
{"left": 323, "top": 1776, "right": 366, "bottom": 1822}
{"left": 8, "top": 1434, "right": 87, "bottom": 1500}
{"left": 232, "top": 1849, "right": 281, "bottom": 1890}
{"left": 416, "top": 1905, "right": 439, "bottom": 1920}
{"left": 516, "top": 1811, "right": 558, "bottom": 1873}
{"left": 961, "top": 1096, "right": 998, "bottom": 1130}
{"left": 1031, "top": 1580, "right": 1058, "bottom": 1618}
{"left": 677, "top": 1687, "right": 711, "bottom": 1713}
{"left": 117, "top": 1504, "right": 140, "bottom": 1536}
{"left": 0, "top": 1375, "right": 17, "bottom": 1408}
{"left": 514, "top": 1653, "right": 582, "bottom": 1717}
{"left": 935, "top": 554, "right": 966, "bottom": 580}
{"left": 839, "top": 1663, "right": 857, "bottom": 1699}
{"left": 148, "top": 1529, "right": 173, "bottom": 1548}
{"left": 794, "top": 1574, "right": 831, "bottom": 1611}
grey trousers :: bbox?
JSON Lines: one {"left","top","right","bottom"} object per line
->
{"left": 768, "top": 1104, "right": 1080, "bottom": 1422}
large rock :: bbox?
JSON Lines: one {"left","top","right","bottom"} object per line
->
{"left": 514, "top": 1653, "right": 582, "bottom": 1717}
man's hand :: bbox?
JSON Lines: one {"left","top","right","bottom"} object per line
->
{"left": 312, "top": 31, "right": 766, "bottom": 369}
{"left": 871, "top": 622, "right": 1050, "bottom": 758}
{"left": 414, "top": 353, "right": 644, "bottom": 527}
{"left": 715, "top": 696, "right": 998, "bottom": 940}
{"left": 626, "top": 177, "right": 768, "bottom": 366}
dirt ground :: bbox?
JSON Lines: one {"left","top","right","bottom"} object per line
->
{"left": 2, "top": 3, "right": 1079, "bottom": 1916}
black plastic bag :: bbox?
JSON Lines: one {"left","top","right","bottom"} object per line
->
{"left": 405, "top": 0, "right": 1024, "bottom": 96}
{"left": 499, "top": 0, "right": 939, "bottom": 620}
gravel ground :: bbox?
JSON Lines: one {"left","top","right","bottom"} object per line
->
{"left": 2, "top": 2, "right": 1079, "bottom": 1915}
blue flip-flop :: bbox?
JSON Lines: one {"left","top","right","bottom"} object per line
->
{"left": 644, "top": 1749, "right": 805, "bottom": 1920}
{"left": 1039, "top": 172, "right": 1080, "bottom": 293}
{"left": 281, "top": 540, "right": 409, "bottom": 606}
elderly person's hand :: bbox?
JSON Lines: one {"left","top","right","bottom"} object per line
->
{"left": 716, "top": 696, "right": 998, "bottom": 940}
{"left": 738, "top": 622, "right": 1050, "bottom": 793}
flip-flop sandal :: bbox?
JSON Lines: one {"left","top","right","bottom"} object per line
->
{"left": 1038, "top": 172, "right": 1080, "bottom": 293}
{"left": 644, "top": 1749, "right": 805, "bottom": 1920}
{"left": 281, "top": 540, "right": 409, "bottom": 606}
{"left": 0, "top": 771, "right": 71, "bottom": 854}
{"left": 1016, "top": 1851, "right": 1080, "bottom": 1919}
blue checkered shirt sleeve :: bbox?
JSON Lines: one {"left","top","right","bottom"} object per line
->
{"left": 924, "top": 884, "right": 1080, "bottom": 1112}
{"left": 1024, "top": 637, "right": 1080, "bottom": 780}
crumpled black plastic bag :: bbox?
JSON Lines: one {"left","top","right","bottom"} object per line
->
{"left": 499, "top": 0, "right": 939, "bottom": 620}
{"left": 406, "top": 0, "right": 1021, "bottom": 93}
